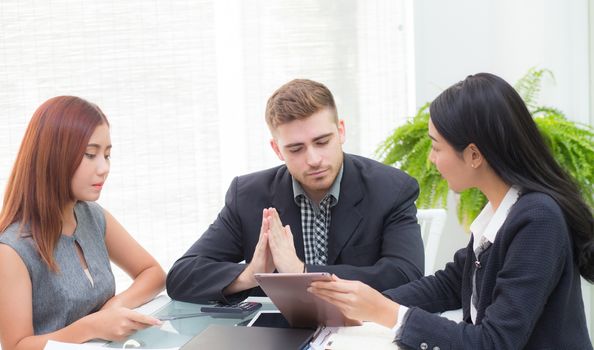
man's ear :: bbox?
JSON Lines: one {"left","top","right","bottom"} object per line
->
{"left": 270, "top": 138, "right": 285, "bottom": 161}
{"left": 338, "top": 119, "right": 346, "bottom": 144}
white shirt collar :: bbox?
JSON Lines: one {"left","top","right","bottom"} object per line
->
{"left": 470, "top": 186, "right": 521, "bottom": 251}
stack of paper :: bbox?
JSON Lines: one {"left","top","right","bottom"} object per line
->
{"left": 312, "top": 322, "right": 396, "bottom": 350}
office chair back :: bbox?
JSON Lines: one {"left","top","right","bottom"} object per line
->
{"left": 416, "top": 208, "right": 447, "bottom": 276}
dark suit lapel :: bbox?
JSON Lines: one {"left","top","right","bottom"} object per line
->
{"left": 271, "top": 167, "right": 306, "bottom": 262}
{"left": 327, "top": 154, "right": 363, "bottom": 264}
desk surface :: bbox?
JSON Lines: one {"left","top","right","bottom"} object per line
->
{"left": 105, "top": 297, "right": 277, "bottom": 348}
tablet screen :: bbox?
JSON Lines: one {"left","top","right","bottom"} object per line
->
{"left": 246, "top": 311, "right": 291, "bottom": 328}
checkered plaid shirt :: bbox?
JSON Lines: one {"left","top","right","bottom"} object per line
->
{"left": 292, "top": 166, "right": 343, "bottom": 265}
{"left": 296, "top": 194, "right": 337, "bottom": 265}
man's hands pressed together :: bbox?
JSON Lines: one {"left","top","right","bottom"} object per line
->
{"left": 248, "top": 208, "right": 276, "bottom": 277}
{"left": 224, "top": 208, "right": 305, "bottom": 295}
{"left": 267, "top": 208, "right": 305, "bottom": 273}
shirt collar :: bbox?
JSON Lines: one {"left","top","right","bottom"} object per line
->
{"left": 292, "top": 164, "right": 343, "bottom": 206}
{"left": 470, "top": 186, "right": 521, "bottom": 250}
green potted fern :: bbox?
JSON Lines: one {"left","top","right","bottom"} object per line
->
{"left": 377, "top": 68, "right": 594, "bottom": 228}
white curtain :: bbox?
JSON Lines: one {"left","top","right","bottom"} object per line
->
{"left": 0, "top": 0, "right": 414, "bottom": 291}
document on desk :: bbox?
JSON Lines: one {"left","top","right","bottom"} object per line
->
{"left": 311, "top": 322, "right": 396, "bottom": 350}
{"left": 44, "top": 340, "right": 179, "bottom": 350}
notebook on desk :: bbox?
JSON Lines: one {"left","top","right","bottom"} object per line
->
{"left": 180, "top": 324, "right": 316, "bottom": 350}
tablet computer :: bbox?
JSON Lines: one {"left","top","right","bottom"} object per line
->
{"left": 254, "top": 272, "right": 347, "bottom": 328}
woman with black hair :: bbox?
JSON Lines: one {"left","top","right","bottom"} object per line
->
{"left": 310, "top": 73, "right": 593, "bottom": 349}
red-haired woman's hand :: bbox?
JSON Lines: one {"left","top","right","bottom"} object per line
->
{"left": 85, "top": 307, "right": 161, "bottom": 342}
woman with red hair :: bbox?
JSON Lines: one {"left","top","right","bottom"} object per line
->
{"left": 0, "top": 96, "right": 166, "bottom": 349}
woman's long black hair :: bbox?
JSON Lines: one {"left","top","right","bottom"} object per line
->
{"left": 429, "top": 72, "right": 594, "bottom": 282}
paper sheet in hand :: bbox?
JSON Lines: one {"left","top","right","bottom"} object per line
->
{"left": 44, "top": 340, "right": 179, "bottom": 350}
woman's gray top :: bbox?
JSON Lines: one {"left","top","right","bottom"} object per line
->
{"left": 0, "top": 201, "right": 115, "bottom": 335}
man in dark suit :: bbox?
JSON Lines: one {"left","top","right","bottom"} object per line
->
{"left": 166, "top": 79, "right": 424, "bottom": 303}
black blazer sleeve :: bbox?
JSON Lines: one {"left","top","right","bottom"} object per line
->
{"left": 166, "top": 177, "right": 253, "bottom": 303}
{"left": 384, "top": 246, "right": 466, "bottom": 313}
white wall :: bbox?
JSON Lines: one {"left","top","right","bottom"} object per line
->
{"left": 413, "top": 0, "right": 592, "bottom": 339}
{"left": 414, "top": 0, "right": 590, "bottom": 124}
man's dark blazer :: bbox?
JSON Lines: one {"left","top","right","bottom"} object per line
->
{"left": 386, "top": 192, "right": 592, "bottom": 350}
{"left": 166, "top": 153, "right": 424, "bottom": 303}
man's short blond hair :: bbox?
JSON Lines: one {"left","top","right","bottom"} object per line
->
{"left": 265, "top": 79, "right": 338, "bottom": 130}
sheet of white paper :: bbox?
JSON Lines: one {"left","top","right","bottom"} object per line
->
{"left": 45, "top": 340, "right": 179, "bottom": 350}
{"left": 309, "top": 326, "right": 339, "bottom": 350}
{"left": 134, "top": 294, "right": 171, "bottom": 315}
{"left": 324, "top": 322, "right": 396, "bottom": 350}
